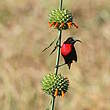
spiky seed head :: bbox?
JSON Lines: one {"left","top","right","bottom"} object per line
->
{"left": 49, "top": 9, "right": 73, "bottom": 30}
{"left": 41, "top": 73, "right": 69, "bottom": 97}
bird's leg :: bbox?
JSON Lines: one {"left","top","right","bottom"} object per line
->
{"left": 55, "top": 63, "right": 66, "bottom": 68}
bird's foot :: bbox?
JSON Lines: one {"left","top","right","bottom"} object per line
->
{"left": 55, "top": 63, "right": 66, "bottom": 68}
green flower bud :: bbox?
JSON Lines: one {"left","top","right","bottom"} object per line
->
{"left": 48, "top": 9, "right": 73, "bottom": 30}
{"left": 41, "top": 73, "right": 69, "bottom": 97}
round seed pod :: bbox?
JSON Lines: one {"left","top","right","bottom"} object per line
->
{"left": 48, "top": 9, "right": 73, "bottom": 30}
{"left": 42, "top": 73, "right": 69, "bottom": 97}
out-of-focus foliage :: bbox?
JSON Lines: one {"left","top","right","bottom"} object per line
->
{"left": 0, "top": 0, "right": 110, "bottom": 110}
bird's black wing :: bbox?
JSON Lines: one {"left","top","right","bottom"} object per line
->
{"left": 71, "top": 46, "right": 77, "bottom": 62}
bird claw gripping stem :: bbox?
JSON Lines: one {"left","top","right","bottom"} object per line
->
{"left": 55, "top": 63, "right": 66, "bottom": 68}
{"left": 48, "top": 9, "right": 78, "bottom": 30}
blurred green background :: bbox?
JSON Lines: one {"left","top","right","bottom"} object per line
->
{"left": 0, "top": 0, "right": 110, "bottom": 110}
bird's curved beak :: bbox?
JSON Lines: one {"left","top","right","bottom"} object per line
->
{"left": 75, "top": 39, "right": 82, "bottom": 43}
{"left": 71, "top": 38, "right": 81, "bottom": 44}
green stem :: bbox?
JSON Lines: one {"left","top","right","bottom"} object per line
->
{"left": 51, "top": 29, "right": 62, "bottom": 110}
{"left": 51, "top": 96, "right": 55, "bottom": 110}
{"left": 51, "top": 0, "right": 63, "bottom": 110}
{"left": 60, "top": 0, "right": 63, "bottom": 10}
{"left": 55, "top": 30, "right": 62, "bottom": 75}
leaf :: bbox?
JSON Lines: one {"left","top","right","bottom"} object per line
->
{"left": 42, "top": 38, "right": 57, "bottom": 52}
{"left": 49, "top": 45, "right": 58, "bottom": 55}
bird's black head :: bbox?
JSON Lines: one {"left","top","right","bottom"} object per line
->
{"left": 64, "top": 37, "right": 81, "bottom": 44}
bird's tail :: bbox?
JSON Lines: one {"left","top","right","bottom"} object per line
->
{"left": 67, "top": 63, "right": 71, "bottom": 69}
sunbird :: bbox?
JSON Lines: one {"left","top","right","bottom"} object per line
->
{"left": 61, "top": 37, "right": 81, "bottom": 69}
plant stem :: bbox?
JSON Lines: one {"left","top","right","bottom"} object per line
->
{"left": 51, "top": 96, "right": 55, "bottom": 110}
{"left": 51, "top": 29, "right": 62, "bottom": 110}
{"left": 60, "top": 0, "right": 63, "bottom": 10}
{"left": 55, "top": 30, "right": 62, "bottom": 75}
{"left": 51, "top": 1, "right": 63, "bottom": 110}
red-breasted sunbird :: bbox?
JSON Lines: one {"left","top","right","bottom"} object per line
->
{"left": 61, "top": 37, "right": 81, "bottom": 69}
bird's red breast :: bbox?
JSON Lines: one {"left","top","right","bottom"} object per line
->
{"left": 61, "top": 44, "right": 72, "bottom": 56}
